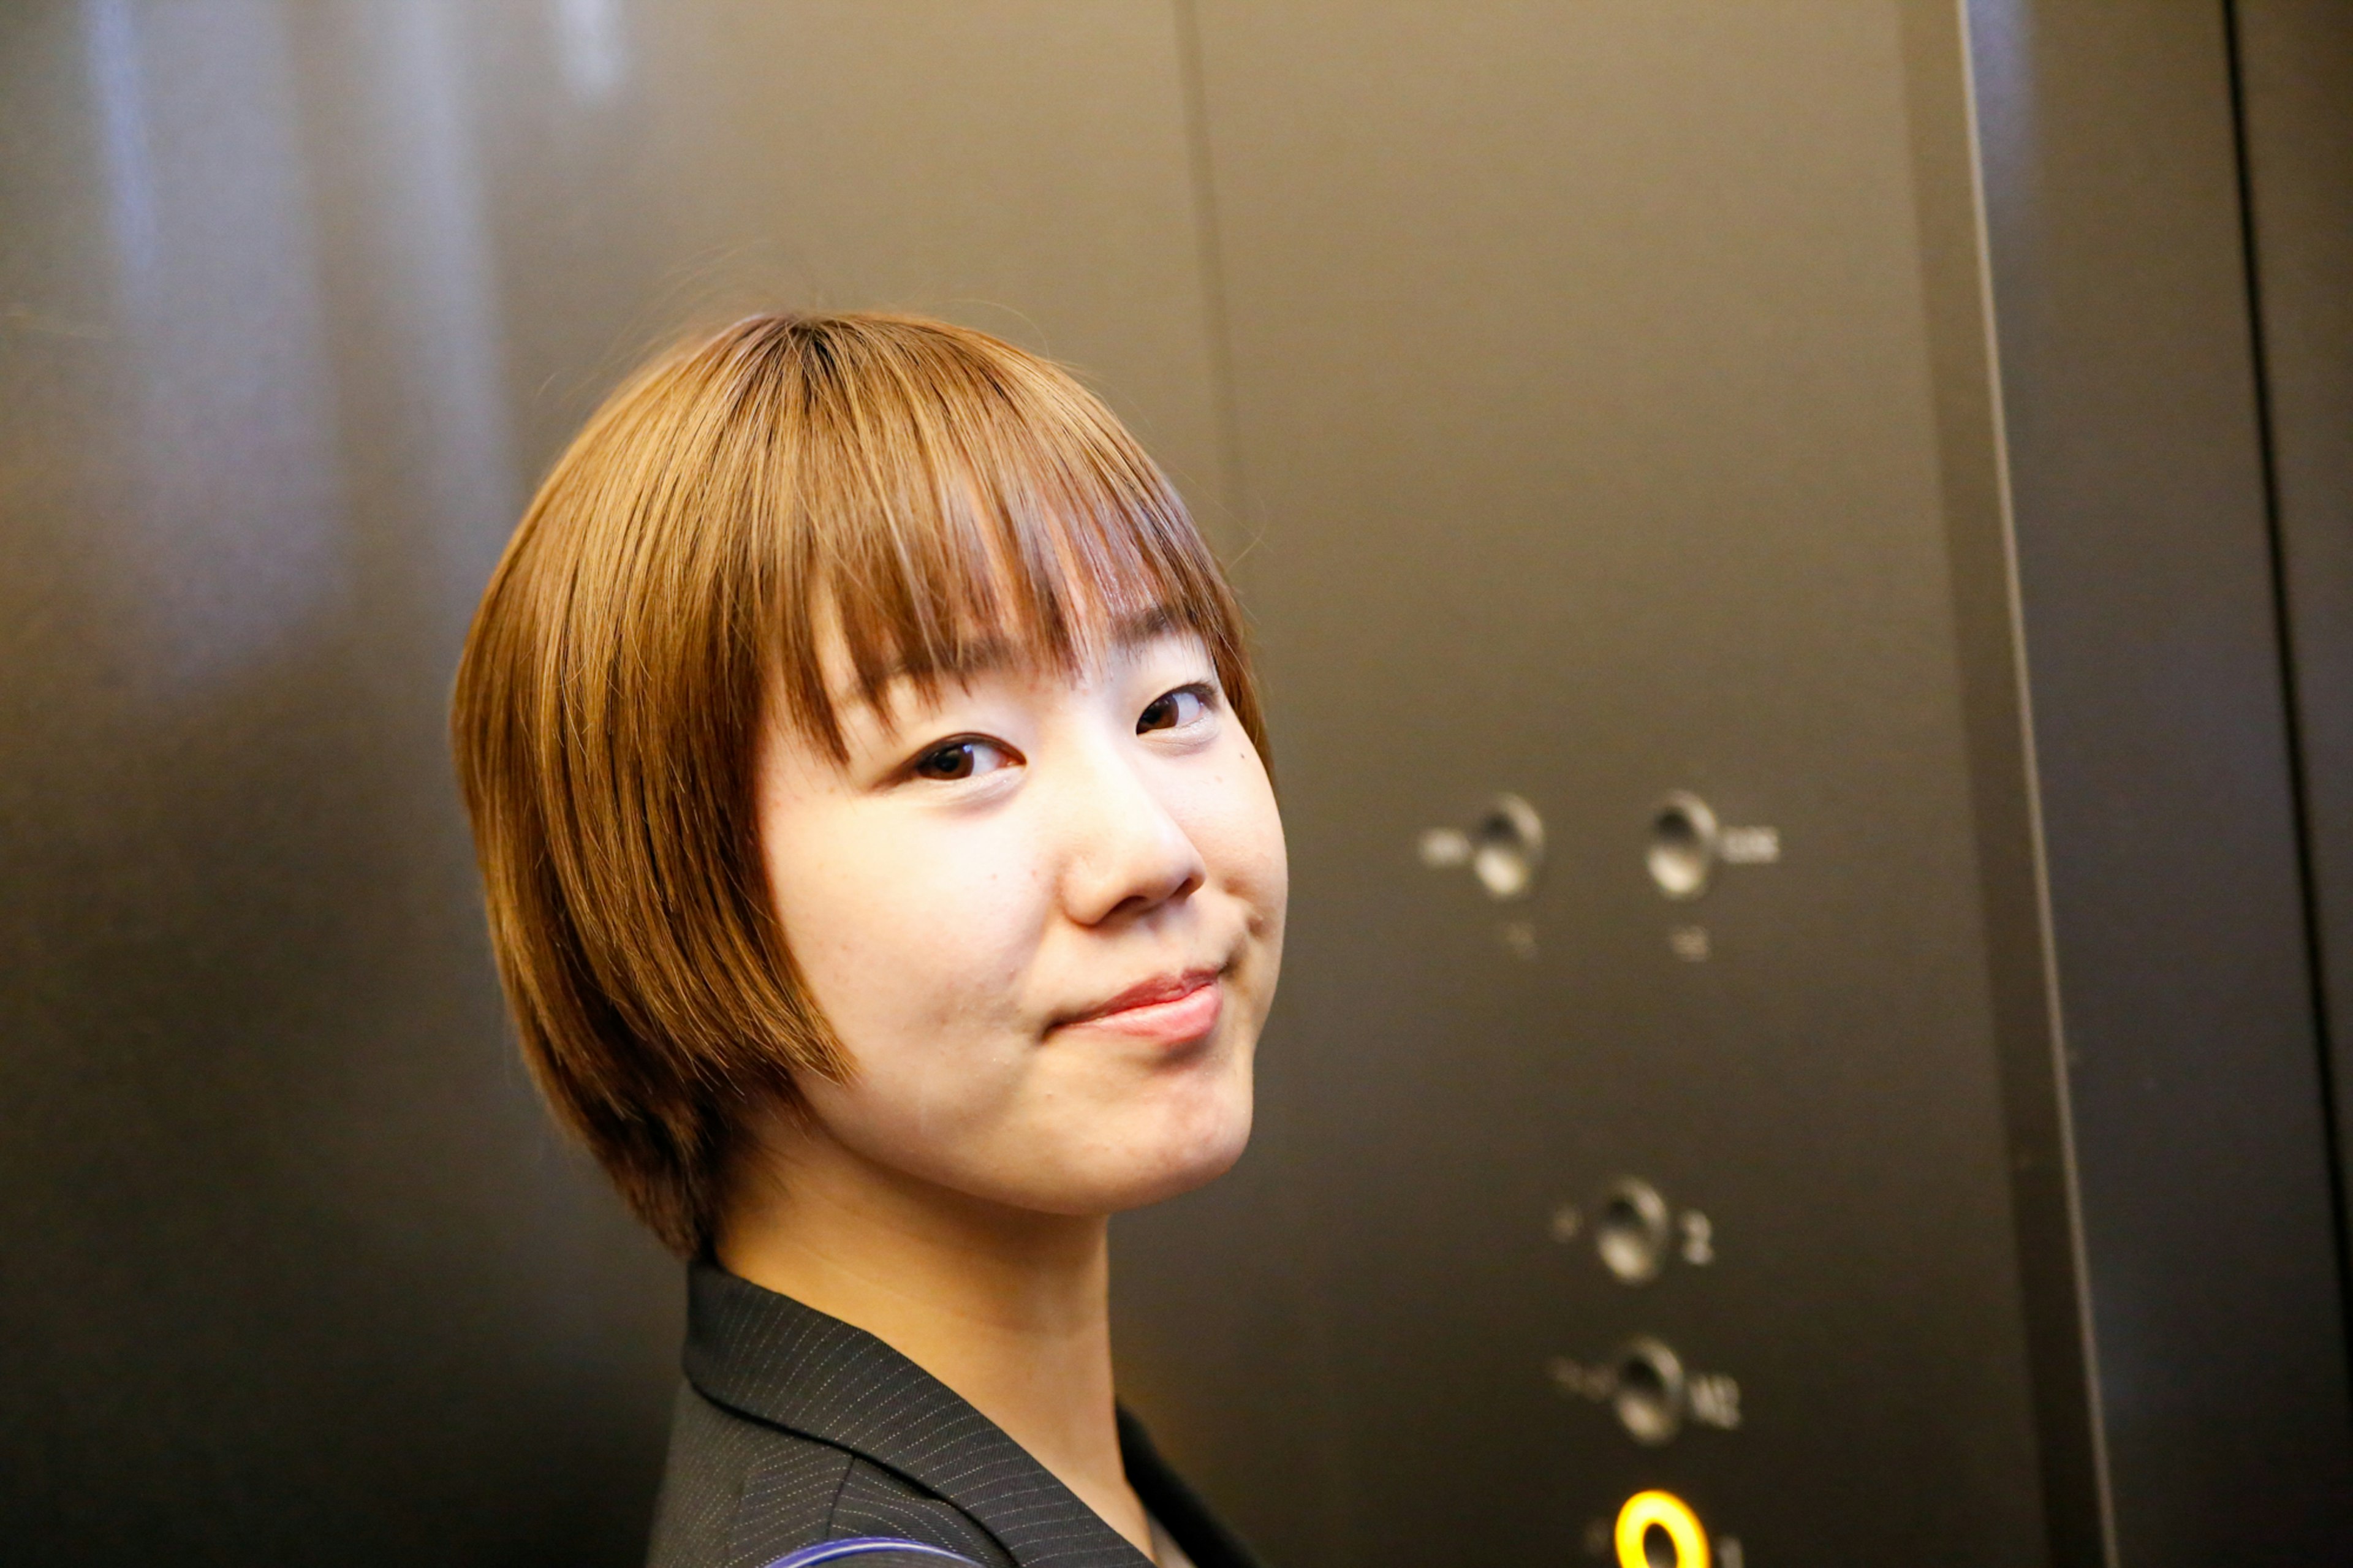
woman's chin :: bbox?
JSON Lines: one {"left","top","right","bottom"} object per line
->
{"left": 1113, "top": 1123, "right": 1254, "bottom": 1211}
{"left": 1017, "top": 1099, "right": 1256, "bottom": 1216}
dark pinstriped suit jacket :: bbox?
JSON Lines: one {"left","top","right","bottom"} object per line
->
{"left": 646, "top": 1264, "right": 1265, "bottom": 1568}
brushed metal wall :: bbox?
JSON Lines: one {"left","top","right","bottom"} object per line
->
{"left": 5, "top": 2, "right": 2347, "bottom": 1566}
{"left": 0, "top": 3, "right": 1228, "bottom": 1562}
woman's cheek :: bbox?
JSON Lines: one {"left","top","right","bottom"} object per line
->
{"left": 770, "top": 808, "right": 945, "bottom": 1042}
{"left": 1200, "top": 773, "right": 1287, "bottom": 916}
{"left": 866, "top": 816, "right": 1045, "bottom": 1024}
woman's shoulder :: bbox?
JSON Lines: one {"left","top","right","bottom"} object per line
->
{"left": 647, "top": 1379, "right": 1012, "bottom": 1568}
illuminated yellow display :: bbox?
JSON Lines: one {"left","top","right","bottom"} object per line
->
{"left": 1614, "top": 1489, "right": 1709, "bottom": 1568}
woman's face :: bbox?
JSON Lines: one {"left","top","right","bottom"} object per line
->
{"left": 754, "top": 613, "right": 1286, "bottom": 1217}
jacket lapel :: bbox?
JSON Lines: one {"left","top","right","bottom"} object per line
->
{"left": 684, "top": 1263, "right": 1154, "bottom": 1568}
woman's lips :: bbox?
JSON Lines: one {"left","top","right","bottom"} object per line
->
{"left": 1058, "top": 970, "right": 1223, "bottom": 1044}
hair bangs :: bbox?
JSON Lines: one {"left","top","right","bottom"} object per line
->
{"left": 761, "top": 319, "right": 1254, "bottom": 761}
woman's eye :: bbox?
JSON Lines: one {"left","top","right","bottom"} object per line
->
{"left": 911, "top": 738, "right": 1014, "bottom": 782}
{"left": 1137, "top": 685, "right": 1213, "bottom": 734}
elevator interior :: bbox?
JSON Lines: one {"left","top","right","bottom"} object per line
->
{"left": 2, "top": 3, "right": 2347, "bottom": 1565}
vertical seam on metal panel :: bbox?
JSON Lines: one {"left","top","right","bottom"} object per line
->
{"left": 1954, "top": 2, "right": 2120, "bottom": 1559}
{"left": 2219, "top": 0, "right": 2353, "bottom": 1382}
{"left": 1169, "top": 0, "right": 1255, "bottom": 556}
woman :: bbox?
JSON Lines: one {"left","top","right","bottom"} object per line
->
{"left": 452, "top": 314, "right": 1286, "bottom": 1568}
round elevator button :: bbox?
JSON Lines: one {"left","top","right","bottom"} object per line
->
{"left": 1469, "top": 793, "right": 1544, "bottom": 900}
{"left": 1610, "top": 1337, "right": 1687, "bottom": 1445}
{"left": 1614, "top": 1490, "right": 1708, "bottom": 1568}
{"left": 1646, "top": 792, "right": 1719, "bottom": 900}
{"left": 1594, "top": 1177, "right": 1673, "bottom": 1284}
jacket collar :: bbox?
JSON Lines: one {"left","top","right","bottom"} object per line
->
{"left": 683, "top": 1262, "right": 1154, "bottom": 1568}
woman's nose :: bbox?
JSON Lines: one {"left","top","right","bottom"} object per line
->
{"left": 1050, "top": 741, "right": 1207, "bottom": 928}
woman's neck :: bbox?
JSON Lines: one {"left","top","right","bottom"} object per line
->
{"left": 716, "top": 1116, "right": 1152, "bottom": 1559}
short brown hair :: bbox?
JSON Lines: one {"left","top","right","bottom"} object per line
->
{"left": 450, "top": 313, "right": 1264, "bottom": 1256}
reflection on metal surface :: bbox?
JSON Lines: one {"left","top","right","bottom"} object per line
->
{"left": 87, "top": 0, "right": 157, "bottom": 284}
{"left": 554, "top": 0, "right": 630, "bottom": 101}
{"left": 85, "top": 0, "right": 349, "bottom": 694}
